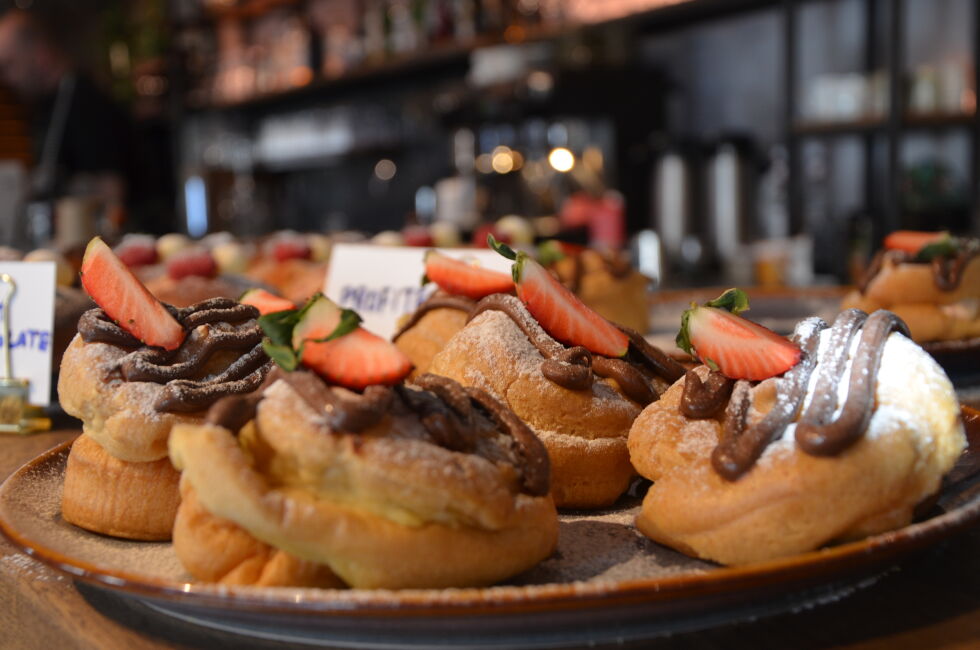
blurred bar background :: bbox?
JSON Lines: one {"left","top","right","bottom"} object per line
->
{"left": 0, "top": 0, "right": 975, "bottom": 287}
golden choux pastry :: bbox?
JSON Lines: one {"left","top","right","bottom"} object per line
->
{"left": 428, "top": 294, "right": 685, "bottom": 509}
{"left": 842, "top": 238, "right": 980, "bottom": 342}
{"left": 393, "top": 293, "right": 474, "bottom": 377}
{"left": 58, "top": 298, "right": 271, "bottom": 540}
{"left": 628, "top": 309, "right": 966, "bottom": 565}
{"left": 169, "top": 370, "right": 558, "bottom": 589}
{"left": 173, "top": 479, "right": 344, "bottom": 588}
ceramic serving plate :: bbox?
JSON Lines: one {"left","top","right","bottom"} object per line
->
{"left": 1, "top": 434, "right": 978, "bottom": 649}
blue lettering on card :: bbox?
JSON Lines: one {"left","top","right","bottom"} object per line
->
{"left": 0, "top": 329, "right": 52, "bottom": 351}
{"left": 338, "top": 285, "right": 432, "bottom": 315}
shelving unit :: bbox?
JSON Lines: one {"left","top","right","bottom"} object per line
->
{"left": 784, "top": 0, "right": 980, "bottom": 239}
{"left": 167, "top": 0, "right": 980, "bottom": 247}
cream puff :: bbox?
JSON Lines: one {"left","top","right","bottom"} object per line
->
{"left": 169, "top": 369, "right": 558, "bottom": 589}
{"left": 628, "top": 307, "right": 966, "bottom": 565}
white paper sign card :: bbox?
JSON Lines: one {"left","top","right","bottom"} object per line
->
{"left": 0, "top": 262, "right": 56, "bottom": 405}
{"left": 324, "top": 244, "right": 512, "bottom": 340}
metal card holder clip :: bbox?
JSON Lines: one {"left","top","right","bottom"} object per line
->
{"left": 0, "top": 273, "right": 49, "bottom": 434}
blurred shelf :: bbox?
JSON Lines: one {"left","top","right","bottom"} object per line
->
{"left": 792, "top": 112, "right": 977, "bottom": 137}
{"left": 202, "top": 0, "right": 301, "bottom": 21}
{"left": 904, "top": 111, "right": 978, "bottom": 128}
{"left": 184, "top": 28, "right": 561, "bottom": 113}
{"left": 792, "top": 116, "right": 886, "bottom": 136}
{"left": 180, "top": 0, "right": 792, "bottom": 114}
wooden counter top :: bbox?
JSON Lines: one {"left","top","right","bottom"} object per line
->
{"left": 1, "top": 432, "right": 978, "bottom": 650}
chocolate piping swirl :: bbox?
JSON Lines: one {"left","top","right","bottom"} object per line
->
{"left": 121, "top": 323, "right": 264, "bottom": 383}
{"left": 619, "top": 325, "right": 686, "bottom": 383}
{"left": 78, "top": 298, "right": 269, "bottom": 414}
{"left": 78, "top": 309, "right": 142, "bottom": 347}
{"left": 710, "top": 318, "right": 825, "bottom": 481}
{"left": 178, "top": 298, "right": 258, "bottom": 329}
{"left": 793, "top": 309, "right": 868, "bottom": 431}
{"left": 205, "top": 367, "right": 286, "bottom": 433}
{"left": 155, "top": 351, "right": 273, "bottom": 413}
{"left": 683, "top": 309, "right": 912, "bottom": 480}
{"left": 593, "top": 356, "right": 656, "bottom": 405}
{"left": 542, "top": 347, "right": 593, "bottom": 390}
{"left": 212, "top": 369, "right": 549, "bottom": 497}
{"left": 464, "top": 385, "right": 550, "bottom": 497}
{"left": 680, "top": 370, "right": 735, "bottom": 419}
{"left": 467, "top": 294, "right": 671, "bottom": 406}
{"left": 795, "top": 310, "right": 909, "bottom": 456}
{"left": 280, "top": 370, "right": 393, "bottom": 433}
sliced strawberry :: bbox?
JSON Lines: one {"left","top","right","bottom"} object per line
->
{"left": 166, "top": 248, "right": 217, "bottom": 280}
{"left": 423, "top": 250, "right": 513, "bottom": 299}
{"left": 114, "top": 236, "right": 158, "bottom": 268}
{"left": 301, "top": 328, "right": 412, "bottom": 390}
{"left": 675, "top": 289, "right": 800, "bottom": 381}
{"left": 241, "top": 288, "right": 294, "bottom": 315}
{"left": 80, "top": 237, "right": 185, "bottom": 351}
{"left": 490, "top": 235, "right": 628, "bottom": 357}
{"left": 291, "top": 294, "right": 411, "bottom": 389}
{"left": 883, "top": 230, "right": 947, "bottom": 256}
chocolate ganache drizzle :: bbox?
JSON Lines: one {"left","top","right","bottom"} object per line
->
{"left": 78, "top": 297, "right": 273, "bottom": 413}
{"left": 680, "top": 309, "right": 909, "bottom": 481}
{"left": 467, "top": 294, "right": 684, "bottom": 406}
{"left": 206, "top": 369, "right": 550, "bottom": 497}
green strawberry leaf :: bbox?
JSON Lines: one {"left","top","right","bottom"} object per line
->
{"left": 420, "top": 272, "right": 430, "bottom": 287}
{"left": 487, "top": 234, "right": 518, "bottom": 260}
{"left": 914, "top": 235, "right": 959, "bottom": 262}
{"left": 705, "top": 288, "right": 750, "bottom": 315}
{"left": 301, "top": 308, "right": 362, "bottom": 344}
{"left": 676, "top": 306, "right": 696, "bottom": 356}
{"left": 258, "top": 308, "right": 302, "bottom": 348}
{"left": 262, "top": 338, "right": 299, "bottom": 371}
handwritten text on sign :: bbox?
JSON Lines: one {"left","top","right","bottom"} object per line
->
{"left": 323, "top": 244, "right": 512, "bottom": 340}
{"left": 0, "top": 262, "right": 56, "bottom": 405}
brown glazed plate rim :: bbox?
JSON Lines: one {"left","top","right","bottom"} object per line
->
{"left": 1, "top": 436, "right": 979, "bottom": 619}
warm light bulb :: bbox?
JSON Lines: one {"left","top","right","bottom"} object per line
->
{"left": 548, "top": 147, "right": 575, "bottom": 173}
{"left": 491, "top": 146, "right": 515, "bottom": 174}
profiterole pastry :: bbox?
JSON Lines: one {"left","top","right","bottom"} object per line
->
{"left": 628, "top": 289, "right": 966, "bottom": 565}
{"left": 169, "top": 294, "right": 557, "bottom": 589}
{"left": 59, "top": 238, "right": 272, "bottom": 541}
{"left": 429, "top": 239, "right": 685, "bottom": 508}
{"left": 842, "top": 231, "right": 980, "bottom": 342}
{"left": 394, "top": 250, "right": 513, "bottom": 377}
{"left": 541, "top": 241, "right": 651, "bottom": 333}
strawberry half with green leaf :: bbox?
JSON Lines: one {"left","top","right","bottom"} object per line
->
{"left": 80, "top": 237, "right": 185, "bottom": 351}
{"left": 240, "top": 288, "right": 295, "bottom": 315}
{"left": 422, "top": 250, "right": 514, "bottom": 299}
{"left": 258, "top": 294, "right": 412, "bottom": 389}
{"left": 489, "top": 235, "right": 628, "bottom": 358}
{"left": 883, "top": 230, "right": 948, "bottom": 256}
{"left": 676, "top": 289, "right": 801, "bottom": 381}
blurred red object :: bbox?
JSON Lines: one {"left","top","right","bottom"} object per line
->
{"left": 559, "top": 192, "right": 625, "bottom": 249}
